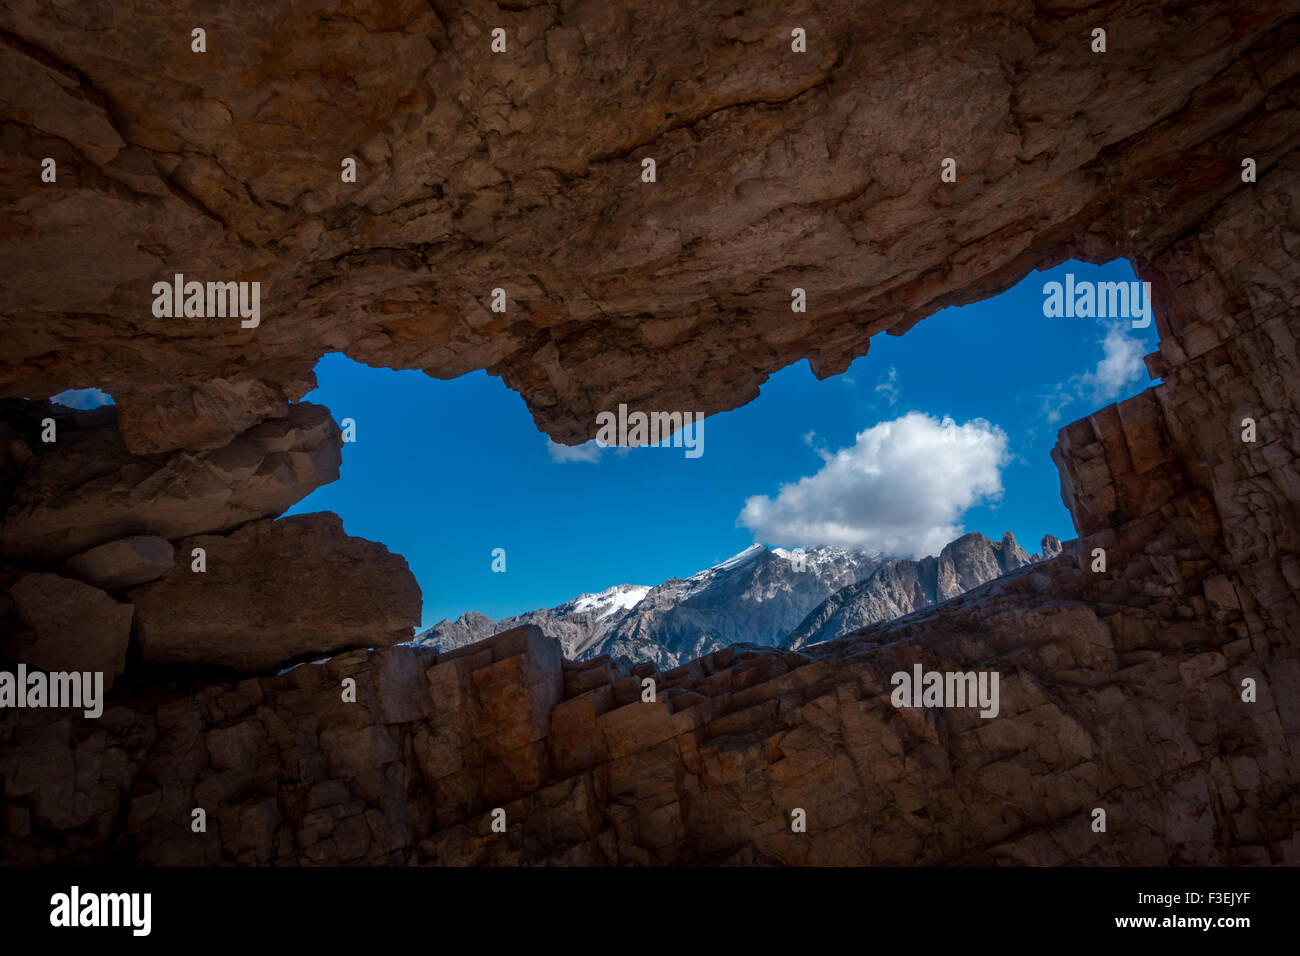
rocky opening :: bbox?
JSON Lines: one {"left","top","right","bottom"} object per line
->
{"left": 0, "top": 1, "right": 1297, "bottom": 867}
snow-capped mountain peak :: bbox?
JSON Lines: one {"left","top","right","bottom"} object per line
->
{"left": 417, "top": 533, "right": 1057, "bottom": 669}
{"left": 417, "top": 541, "right": 890, "bottom": 668}
{"left": 568, "top": 584, "right": 652, "bottom": 619}
{"left": 699, "top": 543, "right": 766, "bottom": 575}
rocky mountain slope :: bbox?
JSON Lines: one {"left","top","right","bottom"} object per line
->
{"left": 416, "top": 544, "right": 883, "bottom": 668}
{"left": 785, "top": 532, "right": 1063, "bottom": 650}
{"left": 419, "top": 534, "right": 1062, "bottom": 667}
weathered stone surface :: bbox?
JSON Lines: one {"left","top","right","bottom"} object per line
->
{"left": 2, "top": 536, "right": 1295, "bottom": 865}
{"left": 129, "top": 513, "right": 422, "bottom": 671}
{"left": 0, "top": 401, "right": 341, "bottom": 563}
{"left": 113, "top": 378, "right": 295, "bottom": 456}
{"left": 62, "top": 534, "right": 174, "bottom": 589}
{"left": 0, "top": 3, "right": 1295, "bottom": 454}
{"left": 1, "top": 572, "right": 131, "bottom": 684}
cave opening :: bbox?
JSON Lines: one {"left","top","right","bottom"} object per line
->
{"left": 283, "top": 256, "right": 1161, "bottom": 667}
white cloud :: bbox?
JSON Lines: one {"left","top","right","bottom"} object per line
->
{"left": 873, "top": 365, "right": 900, "bottom": 405}
{"left": 545, "top": 438, "right": 603, "bottom": 464}
{"left": 49, "top": 388, "right": 112, "bottom": 410}
{"left": 1038, "top": 382, "right": 1077, "bottom": 424}
{"left": 802, "top": 429, "right": 832, "bottom": 463}
{"left": 1082, "top": 322, "right": 1145, "bottom": 401}
{"left": 737, "top": 411, "right": 1010, "bottom": 557}
{"left": 1039, "top": 322, "right": 1147, "bottom": 421}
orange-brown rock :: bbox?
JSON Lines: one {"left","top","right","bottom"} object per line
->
{"left": 0, "top": 2, "right": 1295, "bottom": 452}
{"left": 1, "top": 548, "right": 1294, "bottom": 865}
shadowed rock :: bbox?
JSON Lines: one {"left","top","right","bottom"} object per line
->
{"left": 2, "top": 572, "right": 132, "bottom": 684}
{"left": 62, "top": 535, "right": 175, "bottom": 589}
{"left": 0, "top": 2, "right": 1294, "bottom": 454}
{"left": 0, "top": 1, "right": 1296, "bottom": 868}
{"left": 129, "top": 513, "right": 421, "bottom": 672}
{"left": 0, "top": 402, "right": 342, "bottom": 563}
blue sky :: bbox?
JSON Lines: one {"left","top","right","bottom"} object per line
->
{"left": 54, "top": 258, "right": 1159, "bottom": 629}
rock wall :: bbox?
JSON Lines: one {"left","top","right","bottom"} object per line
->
{"left": 0, "top": 399, "right": 422, "bottom": 685}
{"left": 2, "top": 2, "right": 1297, "bottom": 449}
{"left": 1, "top": 1, "right": 1298, "bottom": 864}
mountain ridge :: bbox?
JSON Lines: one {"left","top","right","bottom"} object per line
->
{"left": 416, "top": 532, "right": 1061, "bottom": 667}
{"left": 784, "top": 531, "right": 1063, "bottom": 650}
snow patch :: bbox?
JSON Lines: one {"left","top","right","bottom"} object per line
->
{"left": 699, "top": 543, "right": 767, "bottom": 575}
{"left": 569, "top": 584, "right": 651, "bottom": 619}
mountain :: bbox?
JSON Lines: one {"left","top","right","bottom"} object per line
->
{"left": 418, "top": 534, "right": 1064, "bottom": 667}
{"left": 783, "top": 532, "right": 1064, "bottom": 651}
{"left": 583, "top": 544, "right": 884, "bottom": 667}
{"left": 414, "top": 544, "right": 884, "bottom": 669}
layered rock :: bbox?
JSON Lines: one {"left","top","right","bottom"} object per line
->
{"left": 129, "top": 513, "right": 421, "bottom": 671}
{"left": 0, "top": 397, "right": 421, "bottom": 684}
{"left": 2, "top": 543, "right": 1295, "bottom": 865}
{"left": 114, "top": 378, "right": 295, "bottom": 457}
{"left": 62, "top": 535, "right": 175, "bottom": 589}
{"left": 0, "top": 401, "right": 342, "bottom": 564}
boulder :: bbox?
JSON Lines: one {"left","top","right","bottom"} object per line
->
{"left": 129, "top": 512, "right": 421, "bottom": 672}
{"left": 2, "top": 572, "right": 132, "bottom": 684}
{"left": 112, "top": 378, "right": 292, "bottom": 456}
{"left": 62, "top": 535, "right": 175, "bottom": 589}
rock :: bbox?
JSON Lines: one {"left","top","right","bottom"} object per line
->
{"left": 1040, "top": 535, "right": 1064, "bottom": 560}
{"left": 938, "top": 531, "right": 1031, "bottom": 599}
{"left": 0, "top": 402, "right": 341, "bottom": 563}
{"left": 2, "top": 572, "right": 132, "bottom": 684}
{"left": 414, "top": 610, "right": 497, "bottom": 654}
{"left": 113, "top": 378, "right": 292, "bottom": 456}
{"left": 129, "top": 513, "right": 421, "bottom": 672}
{"left": 61, "top": 535, "right": 175, "bottom": 589}
{"left": 4, "top": 542, "right": 1293, "bottom": 866}
{"left": 0, "top": 2, "right": 1293, "bottom": 456}
{"left": 998, "top": 532, "right": 1033, "bottom": 572}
